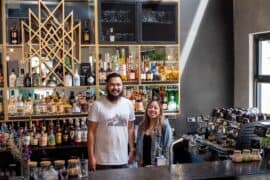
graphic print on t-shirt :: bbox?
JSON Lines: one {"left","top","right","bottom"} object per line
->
{"left": 106, "top": 114, "right": 128, "bottom": 126}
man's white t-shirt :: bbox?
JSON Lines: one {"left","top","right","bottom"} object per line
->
{"left": 88, "top": 96, "right": 135, "bottom": 165}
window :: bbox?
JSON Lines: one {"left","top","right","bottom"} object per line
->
{"left": 254, "top": 33, "right": 270, "bottom": 113}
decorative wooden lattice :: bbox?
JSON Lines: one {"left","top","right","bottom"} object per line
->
{"left": 21, "top": 0, "right": 81, "bottom": 85}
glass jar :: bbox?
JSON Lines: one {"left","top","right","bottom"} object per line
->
{"left": 39, "top": 161, "right": 51, "bottom": 180}
{"left": 242, "top": 149, "right": 251, "bottom": 162}
{"left": 231, "top": 150, "right": 242, "bottom": 163}
{"left": 54, "top": 160, "right": 68, "bottom": 180}
{"left": 67, "top": 159, "right": 81, "bottom": 178}
{"left": 79, "top": 159, "right": 88, "bottom": 178}
{"left": 28, "top": 161, "right": 38, "bottom": 180}
{"left": 44, "top": 165, "right": 58, "bottom": 180}
{"left": 251, "top": 149, "right": 262, "bottom": 161}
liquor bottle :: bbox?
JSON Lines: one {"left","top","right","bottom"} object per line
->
{"left": 24, "top": 72, "right": 32, "bottom": 87}
{"left": 48, "top": 129, "right": 56, "bottom": 146}
{"left": 62, "top": 120, "right": 69, "bottom": 144}
{"left": 8, "top": 90, "right": 17, "bottom": 115}
{"left": 74, "top": 119, "right": 82, "bottom": 144}
{"left": 161, "top": 96, "right": 168, "bottom": 110}
{"left": 16, "top": 94, "right": 24, "bottom": 115}
{"left": 112, "top": 54, "right": 119, "bottom": 73}
{"left": 106, "top": 62, "right": 112, "bottom": 77}
{"left": 33, "top": 94, "right": 40, "bottom": 115}
{"left": 109, "top": 27, "right": 115, "bottom": 42}
{"left": 56, "top": 121, "right": 62, "bottom": 145}
{"left": 32, "top": 68, "right": 41, "bottom": 87}
{"left": 119, "top": 48, "right": 127, "bottom": 81}
{"left": 25, "top": 93, "right": 33, "bottom": 115}
{"left": 87, "top": 56, "right": 95, "bottom": 85}
{"left": 68, "top": 119, "right": 75, "bottom": 144}
{"left": 39, "top": 95, "right": 47, "bottom": 114}
{"left": 146, "top": 67, "right": 153, "bottom": 81}
{"left": 81, "top": 118, "right": 88, "bottom": 143}
{"left": 46, "top": 76, "right": 57, "bottom": 87}
{"left": 73, "top": 67, "right": 81, "bottom": 86}
{"left": 141, "top": 63, "right": 146, "bottom": 81}
{"left": 9, "top": 69, "right": 17, "bottom": 87}
{"left": 69, "top": 91, "right": 76, "bottom": 106}
{"left": 16, "top": 69, "right": 25, "bottom": 87}
{"left": 10, "top": 24, "right": 18, "bottom": 44}
{"left": 99, "top": 55, "right": 106, "bottom": 83}
{"left": 83, "top": 21, "right": 90, "bottom": 44}
{"left": 65, "top": 72, "right": 73, "bottom": 86}
{"left": 167, "top": 95, "right": 177, "bottom": 111}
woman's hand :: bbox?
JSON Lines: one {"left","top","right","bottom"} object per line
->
{"left": 89, "top": 155, "right": 97, "bottom": 171}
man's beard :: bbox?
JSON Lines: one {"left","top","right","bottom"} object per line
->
{"left": 107, "top": 89, "right": 123, "bottom": 102}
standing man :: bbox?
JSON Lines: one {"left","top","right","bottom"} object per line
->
{"left": 88, "top": 72, "right": 135, "bottom": 171}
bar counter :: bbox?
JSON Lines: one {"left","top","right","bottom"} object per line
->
{"left": 86, "top": 160, "right": 270, "bottom": 180}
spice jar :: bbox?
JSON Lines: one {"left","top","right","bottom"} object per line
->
{"left": 28, "top": 161, "right": 38, "bottom": 180}
{"left": 231, "top": 150, "right": 242, "bottom": 163}
{"left": 67, "top": 159, "right": 81, "bottom": 177}
{"left": 242, "top": 149, "right": 251, "bottom": 162}
{"left": 251, "top": 149, "right": 262, "bottom": 161}
{"left": 54, "top": 160, "right": 68, "bottom": 180}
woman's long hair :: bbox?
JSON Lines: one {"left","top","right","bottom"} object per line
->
{"left": 140, "top": 100, "right": 165, "bottom": 135}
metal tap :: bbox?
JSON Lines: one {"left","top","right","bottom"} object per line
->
{"left": 169, "top": 137, "right": 184, "bottom": 166}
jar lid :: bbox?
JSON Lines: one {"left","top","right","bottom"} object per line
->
{"left": 28, "top": 161, "right": 38, "bottom": 167}
{"left": 54, "top": 160, "right": 65, "bottom": 166}
{"left": 233, "top": 150, "right": 241, "bottom": 153}
{"left": 40, "top": 161, "right": 51, "bottom": 167}
{"left": 68, "top": 159, "right": 78, "bottom": 164}
{"left": 243, "top": 149, "right": 250, "bottom": 153}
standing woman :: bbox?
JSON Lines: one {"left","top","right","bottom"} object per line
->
{"left": 136, "top": 100, "right": 173, "bottom": 167}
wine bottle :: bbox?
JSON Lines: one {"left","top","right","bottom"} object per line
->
{"left": 10, "top": 24, "right": 18, "bottom": 44}
{"left": 83, "top": 21, "right": 90, "bottom": 44}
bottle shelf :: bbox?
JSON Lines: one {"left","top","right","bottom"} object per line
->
{"left": 8, "top": 85, "right": 96, "bottom": 90}
{"left": 80, "top": 44, "right": 96, "bottom": 47}
{"left": 30, "top": 143, "right": 87, "bottom": 151}
{"left": 7, "top": 112, "right": 88, "bottom": 120}
{"left": 135, "top": 110, "right": 180, "bottom": 117}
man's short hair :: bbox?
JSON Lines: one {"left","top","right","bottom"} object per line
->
{"left": 105, "top": 72, "right": 122, "bottom": 83}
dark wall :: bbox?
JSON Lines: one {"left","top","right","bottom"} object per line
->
{"left": 234, "top": 0, "right": 270, "bottom": 108}
{"left": 171, "top": 0, "right": 234, "bottom": 136}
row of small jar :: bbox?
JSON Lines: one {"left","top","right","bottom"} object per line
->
{"left": 28, "top": 159, "right": 88, "bottom": 180}
{"left": 231, "top": 149, "right": 262, "bottom": 163}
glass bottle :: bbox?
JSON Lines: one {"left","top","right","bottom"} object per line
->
{"left": 16, "top": 69, "right": 25, "bottom": 87}
{"left": 8, "top": 90, "right": 17, "bottom": 115}
{"left": 81, "top": 118, "right": 88, "bottom": 143}
{"left": 87, "top": 56, "right": 95, "bottom": 85}
{"left": 32, "top": 68, "right": 41, "bottom": 87}
{"left": 9, "top": 69, "right": 17, "bottom": 87}
{"left": 109, "top": 27, "right": 115, "bottom": 42}
{"left": 48, "top": 129, "right": 56, "bottom": 146}
{"left": 16, "top": 94, "right": 24, "bottom": 115}
{"left": 83, "top": 21, "right": 90, "bottom": 44}
{"left": 33, "top": 94, "right": 40, "bottom": 115}
{"left": 62, "top": 120, "right": 69, "bottom": 144}
{"left": 65, "top": 72, "right": 73, "bottom": 86}
{"left": 167, "top": 96, "right": 177, "bottom": 111}
{"left": 98, "top": 55, "right": 106, "bottom": 83}
{"left": 119, "top": 48, "right": 127, "bottom": 81}
{"left": 74, "top": 119, "right": 82, "bottom": 144}
{"left": 24, "top": 73, "right": 32, "bottom": 87}
{"left": 55, "top": 121, "right": 62, "bottom": 145}
{"left": 10, "top": 24, "right": 18, "bottom": 44}
{"left": 73, "top": 67, "right": 80, "bottom": 86}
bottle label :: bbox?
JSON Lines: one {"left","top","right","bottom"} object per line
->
{"left": 110, "top": 35, "right": 115, "bottom": 42}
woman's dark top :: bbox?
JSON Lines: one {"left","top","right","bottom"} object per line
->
{"left": 143, "top": 134, "right": 152, "bottom": 166}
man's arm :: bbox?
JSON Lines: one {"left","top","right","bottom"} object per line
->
{"left": 128, "top": 121, "right": 135, "bottom": 163}
{"left": 88, "top": 121, "right": 97, "bottom": 171}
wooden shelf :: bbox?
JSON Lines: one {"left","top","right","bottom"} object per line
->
{"left": 30, "top": 143, "right": 87, "bottom": 151}
{"left": 80, "top": 44, "right": 96, "bottom": 47}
